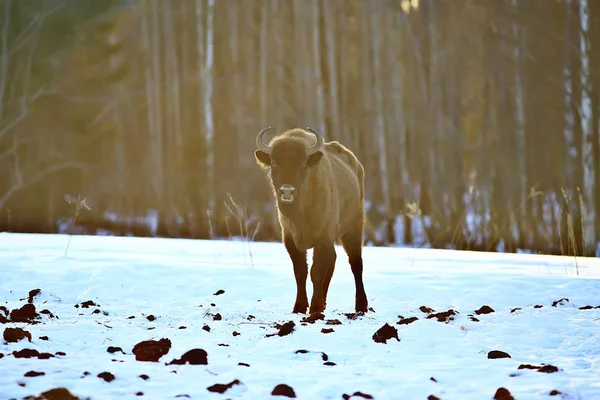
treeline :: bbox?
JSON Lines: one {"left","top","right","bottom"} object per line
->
{"left": 1, "top": 0, "right": 599, "bottom": 256}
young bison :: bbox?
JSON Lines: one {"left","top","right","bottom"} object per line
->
{"left": 254, "top": 126, "right": 368, "bottom": 315}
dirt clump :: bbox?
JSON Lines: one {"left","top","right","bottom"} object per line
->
{"left": 167, "top": 348, "right": 208, "bottom": 365}
{"left": 24, "top": 387, "right": 86, "bottom": 400}
{"left": 342, "top": 391, "right": 374, "bottom": 399}
{"left": 397, "top": 316, "right": 418, "bottom": 325}
{"left": 27, "top": 289, "right": 41, "bottom": 303}
{"left": 372, "top": 323, "right": 400, "bottom": 344}
{"left": 3, "top": 327, "right": 32, "bottom": 343}
{"left": 13, "top": 348, "right": 55, "bottom": 359}
{"left": 24, "top": 371, "right": 45, "bottom": 377}
{"left": 107, "top": 346, "right": 125, "bottom": 354}
{"left": 426, "top": 309, "right": 458, "bottom": 323}
{"left": 475, "top": 305, "right": 495, "bottom": 315}
{"left": 551, "top": 298, "right": 569, "bottom": 307}
{"left": 419, "top": 306, "right": 435, "bottom": 313}
{"left": 518, "top": 363, "right": 559, "bottom": 373}
{"left": 10, "top": 304, "right": 40, "bottom": 323}
{"left": 493, "top": 387, "right": 515, "bottom": 400}
{"left": 267, "top": 321, "right": 295, "bottom": 337}
{"left": 132, "top": 338, "right": 172, "bottom": 362}
{"left": 206, "top": 379, "right": 242, "bottom": 394}
{"left": 488, "top": 350, "right": 511, "bottom": 359}
{"left": 271, "top": 383, "right": 296, "bottom": 398}
{"left": 97, "top": 372, "right": 115, "bottom": 382}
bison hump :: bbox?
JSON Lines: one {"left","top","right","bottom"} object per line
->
{"left": 325, "top": 142, "right": 346, "bottom": 153}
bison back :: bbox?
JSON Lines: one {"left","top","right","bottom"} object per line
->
{"left": 325, "top": 141, "right": 364, "bottom": 198}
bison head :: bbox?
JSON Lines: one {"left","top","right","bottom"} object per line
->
{"left": 254, "top": 126, "right": 324, "bottom": 206}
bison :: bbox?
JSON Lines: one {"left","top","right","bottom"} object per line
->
{"left": 254, "top": 126, "right": 368, "bottom": 315}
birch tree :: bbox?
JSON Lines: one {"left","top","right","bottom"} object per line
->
{"left": 141, "top": 3, "right": 159, "bottom": 207}
{"left": 323, "top": 1, "right": 340, "bottom": 140}
{"left": 150, "top": 0, "right": 164, "bottom": 209}
{"left": 311, "top": 0, "right": 325, "bottom": 132}
{"left": 370, "top": 5, "right": 390, "bottom": 232}
{"left": 511, "top": 0, "right": 527, "bottom": 244}
{"left": 578, "top": 0, "right": 595, "bottom": 252}
{"left": 204, "top": 0, "right": 215, "bottom": 221}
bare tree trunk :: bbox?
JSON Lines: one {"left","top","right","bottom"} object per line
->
{"left": 0, "top": 0, "right": 11, "bottom": 121}
{"left": 337, "top": 17, "right": 353, "bottom": 149}
{"left": 394, "top": 26, "right": 411, "bottom": 244}
{"left": 141, "top": 3, "right": 159, "bottom": 208}
{"left": 204, "top": 0, "right": 215, "bottom": 219}
{"left": 293, "top": 0, "right": 309, "bottom": 123}
{"left": 563, "top": 0, "right": 577, "bottom": 184}
{"left": 371, "top": 5, "right": 391, "bottom": 243}
{"left": 259, "top": 1, "right": 268, "bottom": 125}
{"left": 162, "top": 1, "right": 176, "bottom": 232}
{"left": 425, "top": 0, "right": 445, "bottom": 246}
{"left": 195, "top": 0, "right": 205, "bottom": 106}
{"left": 311, "top": 0, "right": 324, "bottom": 132}
{"left": 323, "top": 1, "right": 340, "bottom": 139}
{"left": 578, "top": 0, "right": 595, "bottom": 254}
{"left": 562, "top": 0, "right": 584, "bottom": 254}
{"left": 511, "top": 0, "right": 527, "bottom": 247}
{"left": 150, "top": 0, "right": 164, "bottom": 212}
{"left": 229, "top": 2, "right": 241, "bottom": 159}
{"left": 165, "top": 3, "right": 182, "bottom": 159}
{"left": 590, "top": 0, "right": 600, "bottom": 248}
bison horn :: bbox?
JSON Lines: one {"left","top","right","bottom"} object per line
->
{"left": 256, "top": 126, "right": 273, "bottom": 155}
{"left": 305, "top": 127, "right": 325, "bottom": 155}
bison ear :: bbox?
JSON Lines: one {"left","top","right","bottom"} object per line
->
{"left": 307, "top": 151, "right": 323, "bottom": 166}
{"left": 254, "top": 150, "right": 271, "bottom": 168}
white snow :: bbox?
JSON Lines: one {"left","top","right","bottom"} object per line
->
{"left": 1, "top": 232, "right": 600, "bottom": 399}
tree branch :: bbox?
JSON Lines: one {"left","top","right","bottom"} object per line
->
{"left": 0, "top": 162, "right": 88, "bottom": 211}
{"left": 7, "top": 2, "right": 65, "bottom": 58}
{"left": 0, "top": 107, "right": 29, "bottom": 141}
{"left": 12, "top": 135, "right": 22, "bottom": 186}
{"left": 21, "top": 11, "right": 43, "bottom": 111}
{"left": 0, "top": 87, "right": 56, "bottom": 142}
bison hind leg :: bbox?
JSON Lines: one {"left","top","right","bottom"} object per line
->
{"left": 340, "top": 229, "right": 368, "bottom": 313}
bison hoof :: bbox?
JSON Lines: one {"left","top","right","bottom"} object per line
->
{"left": 309, "top": 304, "right": 325, "bottom": 314}
{"left": 292, "top": 303, "right": 308, "bottom": 314}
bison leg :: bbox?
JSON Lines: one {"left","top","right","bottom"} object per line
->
{"left": 284, "top": 234, "right": 309, "bottom": 314}
{"left": 341, "top": 230, "right": 368, "bottom": 313}
{"left": 309, "top": 241, "right": 336, "bottom": 314}
{"left": 321, "top": 259, "right": 336, "bottom": 309}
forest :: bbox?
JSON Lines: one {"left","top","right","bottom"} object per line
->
{"left": 0, "top": 0, "right": 599, "bottom": 256}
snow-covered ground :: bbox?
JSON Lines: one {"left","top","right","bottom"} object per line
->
{"left": 1, "top": 232, "right": 600, "bottom": 400}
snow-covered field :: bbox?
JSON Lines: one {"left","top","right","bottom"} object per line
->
{"left": 1, "top": 232, "right": 600, "bottom": 400}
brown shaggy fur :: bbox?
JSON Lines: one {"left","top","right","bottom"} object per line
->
{"left": 255, "top": 128, "right": 368, "bottom": 314}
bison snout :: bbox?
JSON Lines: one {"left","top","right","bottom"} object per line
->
{"left": 279, "top": 185, "right": 296, "bottom": 203}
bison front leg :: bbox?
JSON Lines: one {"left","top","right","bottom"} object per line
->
{"left": 309, "top": 241, "right": 336, "bottom": 314}
{"left": 284, "top": 234, "right": 309, "bottom": 314}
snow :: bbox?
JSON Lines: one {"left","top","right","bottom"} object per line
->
{"left": 1, "top": 232, "right": 600, "bottom": 400}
